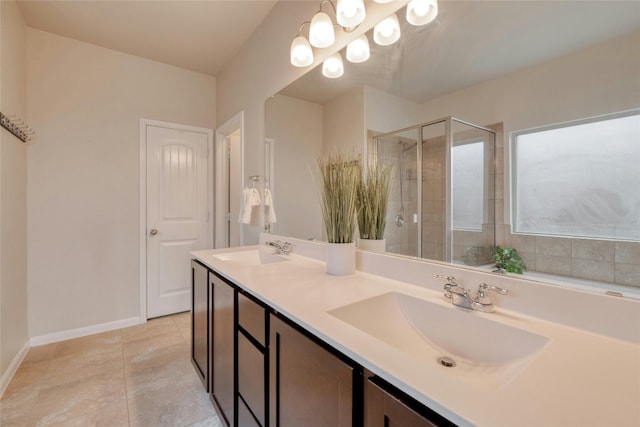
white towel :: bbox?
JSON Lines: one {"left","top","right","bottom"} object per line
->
{"left": 264, "top": 188, "right": 277, "bottom": 224}
{"left": 238, "top": 188, "right": 261, "bottom": 224}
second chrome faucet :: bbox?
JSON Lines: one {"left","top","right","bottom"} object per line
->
{"left": 266, "top": 240, "right": 293, "bottom": 255}
{"left": 434, "top": 275, "right": 508, "bottom": 313}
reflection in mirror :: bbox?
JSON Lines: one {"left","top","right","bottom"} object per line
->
{"left": 265, "top": 1, "right": 640, "bottom": 292}
{"left": 373, "top": 117, "right": 495, "bottom": 265}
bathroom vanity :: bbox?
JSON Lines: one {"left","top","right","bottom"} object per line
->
{"left": 191, "top": 234, "right": 640, "bottom": 427}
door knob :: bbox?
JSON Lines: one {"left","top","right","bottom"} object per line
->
{"left": 149, "top": 229, "right": 158, "bottom": 236}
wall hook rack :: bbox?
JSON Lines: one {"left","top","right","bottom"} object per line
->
{"left": 0, "top": 112, "right": 34, "bottom": 143}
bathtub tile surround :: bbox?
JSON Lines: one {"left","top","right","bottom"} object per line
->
{"left": 0, "top": 313, "right": 220, "bottom": 426}
{"left": 501, "top": 229, "right": 640, "bottom": 288}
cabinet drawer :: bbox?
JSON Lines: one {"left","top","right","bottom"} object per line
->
{"left": 238, "top": 292, "right": 266, "bottom": 345}
{"left": 238, "top": 332, "right": 266, "bottom": 426}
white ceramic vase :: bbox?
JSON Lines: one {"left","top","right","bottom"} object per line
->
{"left": 326, "top": 242, "right": 356, "bottom": 275}
{"left": 358, "top": 238, "right": 386, "bottom": 253}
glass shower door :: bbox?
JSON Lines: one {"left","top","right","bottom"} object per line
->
{"left": 375, "top": 128, "right": 420, "bottom": 257}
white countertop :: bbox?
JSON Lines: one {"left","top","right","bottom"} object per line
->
{"left": 191, "top": 242, "right": 640, "bottom": 427}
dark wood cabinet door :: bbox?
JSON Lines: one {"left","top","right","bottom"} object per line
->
{"left": 238, "top": 398, "right": 262, "bottom": 427}
{"left": 211, "top": 272, "right": 235, "bottom": 426}
{"left": 191, "top": 260, "right": 209, "bottom": 391}
{"left": 365, "top": 377, "right": 450, "bottom": 427}
{"left": 270, "top": 314, "right": 355, "bottom": 427}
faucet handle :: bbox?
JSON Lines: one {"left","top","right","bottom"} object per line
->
{"left": 475, "top": 283, "right": 508, "bottom": 307}
{"left": 281, "top": 241, "right": 294, "bottom": 254}
{"left": 433, "top": 275, "right": 464, "bottom": 298}
{"left": 433, "top": 274, "right": 458, "bottom": 284}
{"left": 478, "top": 282, "right": 508, "bottom": 295}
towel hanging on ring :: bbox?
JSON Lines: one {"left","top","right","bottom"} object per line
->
{"left": 239, "top": 187, "right": 261, "bottom": 224}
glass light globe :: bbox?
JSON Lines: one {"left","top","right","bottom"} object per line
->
{"left": 290, "top": 36, "right": 313, "bottom": 67}
{"left": 322, "top": 53, "right": 344, "bottom": 78}
{"left": 336, "top": 0, "right": 366, "bottom": 28}
{"left": 374, "top": 13, "right": 401, "bottom": 46}
{"left": 346, "top": 35, "right": 370, "bottom": 63}
{"left": 407, "top": 0, "right": 438, "bottom": 26}
{"left": 309, "top": 12, "right": 335, "bottom": 48}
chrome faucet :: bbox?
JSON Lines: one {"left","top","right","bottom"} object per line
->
{"left": 433, "top": 275, "right": 508, "bottom": 313}
{"left": 266, "top": 240, "right": 293, "bottom": 255}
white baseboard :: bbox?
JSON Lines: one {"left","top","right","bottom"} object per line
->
{"left": 30, "top": 316, "right": 142, "bottom": 347}
{"left": 0, "top": 340, "right": 30, "bottom": 398}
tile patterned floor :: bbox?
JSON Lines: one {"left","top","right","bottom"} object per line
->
{"left": 0, "top": 312, "right": 222, "bottom": 426}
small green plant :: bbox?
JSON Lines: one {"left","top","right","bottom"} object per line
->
{"left": 356, "top": 161, "right": 393, "bottom": 240}
{"left": 493, "top": 246, "right": 526, "bottom": 274}
{"left": 315, "top": 150, "right": 361, "bottom": 244}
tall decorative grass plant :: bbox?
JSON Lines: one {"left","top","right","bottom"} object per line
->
{"left": 357, "top": 161, "right": 393, "bottom": 242}
{"left": 315, "top": 151, "right": 361, "bottom": 244}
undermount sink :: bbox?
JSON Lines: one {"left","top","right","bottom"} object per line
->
{"left": 212, "top": 249, "right": 289, "bottom": 266}
{"left": 328, "top": 292, "right": 549, "bottom": 390}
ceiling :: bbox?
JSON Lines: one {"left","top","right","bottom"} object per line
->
{"left": 281, "top": 1, "right": 640, "bottom": 104}
{"left": 17, "top": 0, "right": 279, "bottom": 76}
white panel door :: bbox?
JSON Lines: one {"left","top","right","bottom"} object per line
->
{"left": 147, "top": 125, "right": 209, "bottom": 318}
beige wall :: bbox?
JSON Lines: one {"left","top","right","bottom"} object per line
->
{"left": 323, "top": 86, "right": 365, "bottom": 155}
{"left": 265, "top": 95, "right": 323, "bottom": 240}
{"left": 0, "top": 0, "right": 29, "bottom": 385}
{"left": 364, "top": 85, "right": 421, "bottom": 134}
{"left": 26, "top": 29, "right": 216, "bottom": 337}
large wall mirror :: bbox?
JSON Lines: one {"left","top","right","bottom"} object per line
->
{"left": 265, "top": 1, "right": 640, "bottom": 292}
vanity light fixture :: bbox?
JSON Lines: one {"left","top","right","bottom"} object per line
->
{"left": 406, "top": 0, "right": 438, "bottom": 26}
{"left": 336, "top": 0, "right": 366, "bottom": 28}
{"left": 322, "top": 52, "right": 344, "bottom": 78}
{"left": 346, "top": 34, "right": 370, "bottom": 63}
{"left": 290, "top": 0, "right": 439, "bottom": 72}
{"left": 374, "top": 12, "right": 401, "bottom": 46}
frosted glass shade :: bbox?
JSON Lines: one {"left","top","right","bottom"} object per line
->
{"left": 346, "top": 35, "right": 370, "bottom": 63}
{"left": 309, "top": 11, "right": 335, "bottom": 48}
{"left": 290, "top": 36, "right": 314, "bottom": 67}
{"left": 407, "top": 0, "right": 438, "bottom": 26}
{"left": 322, "top": 52, "right": 344, "bottom": 78}
{"left": 373, "top": 0, "right": 392, "bottom": 3}
{"left": 336, "top": 0, "right": 366, "bottom": 28}
{"left": 374, "top": 13, "right": 401, "bottom": 46}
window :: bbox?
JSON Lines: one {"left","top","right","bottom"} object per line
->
{"left": 452, "top": 140, "right": 484, "bottom": 231}
{"left": 511, "top": 110, "right": 640, "bottom": 241}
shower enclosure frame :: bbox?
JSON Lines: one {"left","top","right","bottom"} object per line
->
{"left": 374, "top": 116, "right": 496, "bottom": 262}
